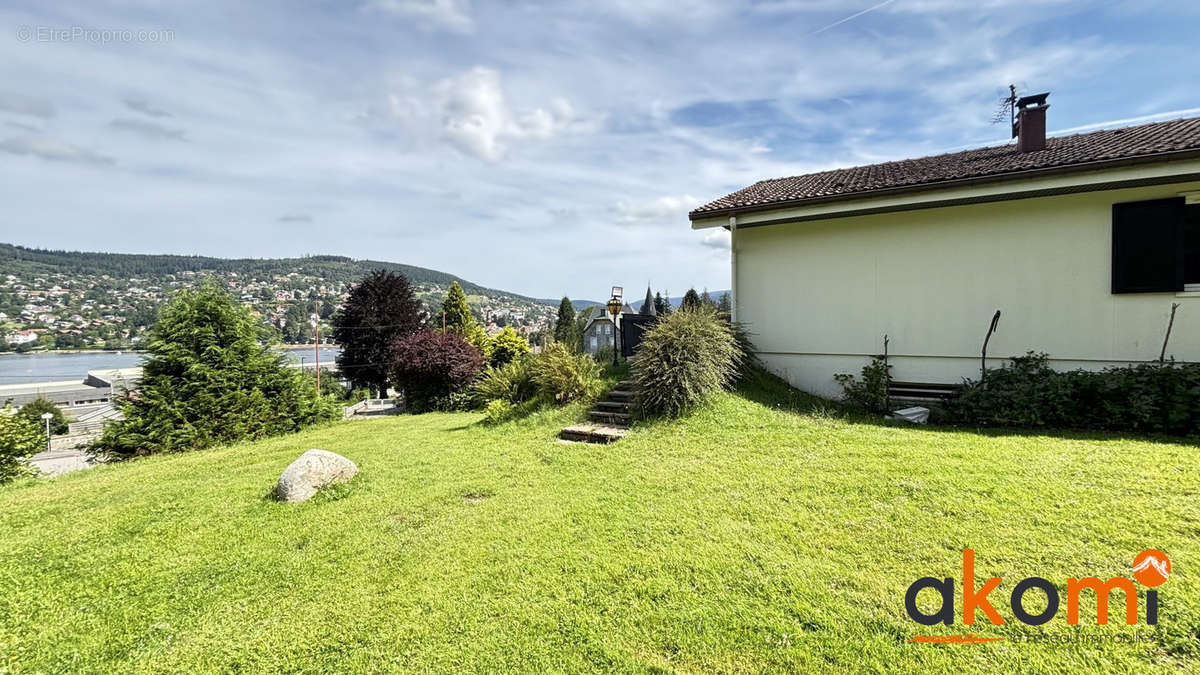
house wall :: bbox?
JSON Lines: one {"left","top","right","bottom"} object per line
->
{"left": 733, "top": 178, "right": 1200, "bottom": 398}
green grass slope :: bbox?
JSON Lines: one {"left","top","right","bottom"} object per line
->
{"left": 1, "top": 373, "right": 1198, "bottom": 672}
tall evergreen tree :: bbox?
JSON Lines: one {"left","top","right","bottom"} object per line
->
{"left": 437, "top": 281, "right": 488, "bottom": 353}
{"left": 717, "top": 292, "right": 732, "bottom": 313}
{"left": 97, "top": 280, "right": 339, "bottom": 457}
{"left": 700, "top": 288, "right": 714, "bottom": 308}
{"left": 681, "top": 288, "right": 702, "bottom": 311}
{"left": 657, "top": 289, "right": 672, "bottom": 316}
{"left": 553, "top": 296, "right": 576, "bottom": 345}
{"left": 332, "top": 270, "right": 426, "bottom": 396}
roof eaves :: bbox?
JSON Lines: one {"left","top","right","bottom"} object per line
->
{"left": 687, "top": 146, "right": 1200, "bottom": 221}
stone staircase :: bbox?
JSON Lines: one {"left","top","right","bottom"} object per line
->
{"left": 560, "top": 378, "right": 634, "bottom": 443}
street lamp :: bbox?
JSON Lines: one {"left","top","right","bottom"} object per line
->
{"left": 606, "top": 296, "right": 622, "bottom": 367}
{"left": 310, "top": 308, "right": 321, "bottom": 396}
{"left": 40, "top": 412, "right": 53, "bottom": 453}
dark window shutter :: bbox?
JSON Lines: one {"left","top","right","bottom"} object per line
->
{"left": 1112, "top": 198, "right": 1185, "bottom": 294}
{"left": 1186, "top": 204, "right": 1200, "bottom": 285}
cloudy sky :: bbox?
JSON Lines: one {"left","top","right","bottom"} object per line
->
{"left": 0, "top": 1, "right": 1197, "bottom": 300}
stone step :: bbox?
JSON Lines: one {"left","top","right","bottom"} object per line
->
{"left": 607, "top": 389, "right": 634, "bottom": 401}
{"left": 588, "top": 410, "right": 631, "bottom": 426}
{"left": 595, "top": 400, "right": 630, "bottom": 412}
{"left": 560, "top": 424, "right": 628, "bottom": 444}
{"left": 617, "top": 379, "right": 636, "bottom": 388}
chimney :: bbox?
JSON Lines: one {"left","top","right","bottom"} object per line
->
{"left": 1013, "top": 92, "right": 1050, "bottom": 153}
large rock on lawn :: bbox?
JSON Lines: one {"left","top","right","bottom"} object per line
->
{"left": 276, "top": 449, "right": 358, "bottom": 503}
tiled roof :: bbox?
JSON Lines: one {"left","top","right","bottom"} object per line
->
{"left": 689, "top": 116, "right": 1200, "bottom": 218}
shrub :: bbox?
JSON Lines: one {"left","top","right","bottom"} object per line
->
{"left": 634, "top": 307, "right": 743, "bottom": 417}
{"left": 534, "top": 342, "right": 602, "bottom": 403}
{"left": 482, "top": 399, "right": 515, "bottom": 425}
{"left": 487, "top": 326, "right": 531, "bottom": 368}
{"left": 95, "top": 281, "right": 341, "bottom": 458}
{"left": 390, "top": 330, "right": 484, "bottom": 413}
{"left": 473, "top": 355, "right": 538, "bottom": 405}
{"left": 0, "top": 410, "right": 42, "bottom": 483}
{"left": 944, "top": 351, "right": 1200, "bottom": 435}
{"left": 593, "top": 345, "right": 615, "bottom": 364}
{"left": 17, "top": 398, "right": 69, "bottom": 435}
{"left": 834, "top": 356, "right": 891, "bottom": 412}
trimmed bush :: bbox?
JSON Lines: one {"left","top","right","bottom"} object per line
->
{"left": 473, "top": 355, "right": 538, "bottom": 405}
{"left": 534, "top": 342, "right": 601, "bottom": 403}
{"left": 943, "top": 352, "right": 1200, "bottom": 435}
{"left": 634, "top": 308, "right": 744, "bottom": 417}
{"left": 390, "top": 330, "right": 484, "bottom": 413}
{"left": 0, "top": 410, "right": 42, "bottom": 483}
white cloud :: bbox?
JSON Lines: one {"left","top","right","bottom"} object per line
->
{"left": 110, "top": 118, "right": 186, "bottom": 141}
{"left": 0, "top": 136, "right": 113, "bottom": 165}
{"left": 123, "top": 96, "right": 172, "bottom": 118}
{"left": 431, "top": 67, "right": 580, "bottom": 162}
{"left": 614, "top": 194, "right": 701, "bottom": 226}
{"left": 701, "top": 229, "right": 730, "bottom": 249}
{"left": 0, "top": 93, "right": 55, "bottom": 119}
{"left": 365, "top": 0, "right": 473, "bottom": 33}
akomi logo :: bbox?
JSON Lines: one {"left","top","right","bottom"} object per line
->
{"left": 906, "top": 549, "right": 1169, "bottom": 643}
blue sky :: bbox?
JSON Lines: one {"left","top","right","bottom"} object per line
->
{"left": 0, "top": 1, "right": 1197, "bottom": 299}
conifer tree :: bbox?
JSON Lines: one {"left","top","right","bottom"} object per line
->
{"left": 98, "top": 280, "right": 339, "bottom": 457}
{"left": 553, "top": 296, "right": 576, "bottom": 345}
{"left": 437, "top": 281, "right": 488, "bottom": 354}
{"left": 681, "top": 288, "right": 702, "bottom": 311}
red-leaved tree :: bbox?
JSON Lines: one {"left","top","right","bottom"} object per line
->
{"left": 390, "top": 330, "right": 483, "bottom": 411}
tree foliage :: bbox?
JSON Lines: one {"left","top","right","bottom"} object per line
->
{"left": 17, "top": 398, "right": 69, "bottom": 435}
{"left": 653, "top": 291, "right": 671, "bottom": 316}
{"left": 390, "top": 330, "right": 484, "bottom": 412}
{"left": 332, "top": 270, "right": 426, "bottom": 396}
{"left": 0, "top": 410, "right": 41, "bottom": 483}
{"left": 95, "top": 281, "right": 340, "bottom": 457}
{"left": 680, "top": 289, "right": 702, "bottom": 311}
{"left": 436, "top": 281, "right": 488, "bottom": 354}
{"left": 553, "top": 297, "right": 577, "bottom": 346}
{"left": 487, "top": 325, "right": 531, "bottom": 368}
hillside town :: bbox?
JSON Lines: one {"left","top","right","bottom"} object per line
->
{"left": 0, "top": 267, "right": 558, "bottom": 352}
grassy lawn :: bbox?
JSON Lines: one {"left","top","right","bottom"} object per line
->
{"left": 2, "top": 371, "right": 1198, "bottom": 672}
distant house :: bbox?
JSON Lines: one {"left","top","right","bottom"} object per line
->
{"left": 689, "top": 94, "right": 1200, "bottom": 398}
{"left": 580, "top": 302, "right": 636, "bottom": 355}
{"left": 582, "top": 315, "right": 617, "bottom": 355}
{"left": 5, "top": 329, "right": 39, "bottom": 345}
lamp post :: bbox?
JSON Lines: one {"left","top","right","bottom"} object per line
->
{"left": 310, "top": 306, "right": 321, "bottom": 396}
{"left": 606, "top": 296, "right": 622, "bottom": 367}
{"left": 40, "top": 412, "right": 53, "bottom": 453}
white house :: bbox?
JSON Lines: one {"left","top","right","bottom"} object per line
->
{"left": 690, "top": 94, "right": 1200, "bottom": 399}
{"left": 5, "top": 329, "right": 39, "bottom": 345}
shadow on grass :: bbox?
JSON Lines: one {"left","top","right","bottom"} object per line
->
{"left": 735, "top": 367, "right": 1200, "bottom": 448}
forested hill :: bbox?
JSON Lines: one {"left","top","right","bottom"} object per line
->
{"left": 0, "top": 244, "right": 544, "bottom": 303}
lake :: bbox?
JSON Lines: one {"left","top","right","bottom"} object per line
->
{"left": 0, "top": 348, "right": 342, "bottom": 385}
